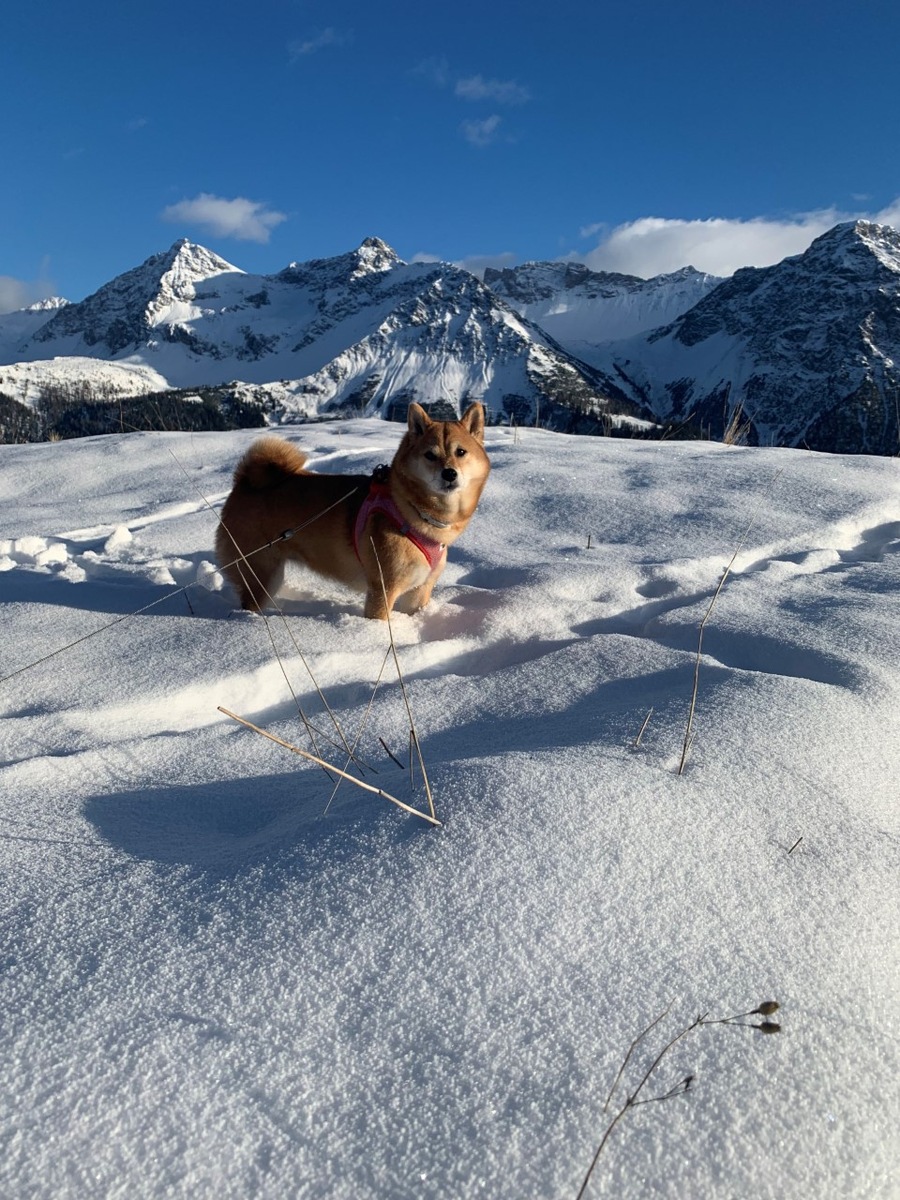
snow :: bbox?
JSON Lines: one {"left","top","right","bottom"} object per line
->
{"left": 1, "top": 422, "right": 898, "bottom": 1199}
{"left": 486, "top": 263, "right": 722, "bottom": 347}
{"left": 0, "top": 355, "right": 172, "bottom": 405}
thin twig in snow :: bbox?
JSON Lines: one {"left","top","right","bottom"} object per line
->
{"left": 677, "top": 468, "right": 785, "bottom": 775}
{"left": 218, "top": 707, "right": 441, "bottom": 826}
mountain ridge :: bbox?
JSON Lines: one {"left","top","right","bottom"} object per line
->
{"left": 0, "top": 238, "right": 646, "bottom": 437}
{"left": 2, "top": 220, "right": 900, "bottom": 453}
{"left": 595, "top": 220, "right": 900, "bottom": 453}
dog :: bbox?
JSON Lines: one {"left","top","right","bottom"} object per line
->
{"left": 216, "top": 402, "right": 490, "bottom": 620}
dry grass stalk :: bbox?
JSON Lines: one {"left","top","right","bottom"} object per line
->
{"left": 379, "top": 737, "right": 405, "bottom": 769}
{"left": 677, "top": 467, "right": 785, "bottom": 775}
{"left": 632, "top": 707, "right": 654, "bottom": 749}
{"left": 577, "top": 1000, "right": 781, "bottom": 1198}
{"left": 723, "top": 403, "right": 753, "bottom": 446}
{"left": 218, "top": 707, "right": 442, "bottom": 826}
{"left": 322, "top": 646, "right": 392, "bottom": 816}
{"left": 370, "top": 538, "right": 437, "bottom": 823}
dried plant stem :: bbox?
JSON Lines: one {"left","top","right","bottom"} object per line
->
{"left": 677, "top": 558, "right": 736, "bottom": 776}
{"left": 322, "top": 646, "right": 392, "bottom": 816}
{"left": 379, "top": 737, "right": 405, "bottom": 768}
{"left": 218, "top": 707, "right": 442, "bottom": 826}
{"left": 370, "top": 539, "right": 437, "bottom": 823}
{"left": 632, "top": 707, "right": 654, "bottom": 749}
{"left": 677, "top": 467, "right": 785, "bottom": 775}
{"left": 577, "top": 1000, "right": 780, "bottom": 1197}
{"left": 577, "top": 1005, "right": 680, "bottom": 1200}
{"left": 601, "top": 1004, "right": 671, "bottom": 1115}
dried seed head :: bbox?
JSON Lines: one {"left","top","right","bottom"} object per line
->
{"left": 757, "top": 1021, "right": 781, "bottom": 1034}
{"left": 756, "top": 1001, "right": 780, "bottom": 1016}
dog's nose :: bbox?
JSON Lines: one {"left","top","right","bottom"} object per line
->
{"left": 441, "top": 467, "right": 458, "bottom": 483}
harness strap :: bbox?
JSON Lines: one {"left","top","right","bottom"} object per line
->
{"left": 353, "top": 475, "right": 446, "bottom": 571}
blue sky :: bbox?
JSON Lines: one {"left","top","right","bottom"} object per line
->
{"left": 2, "top": 0, "right": 899, "bottom": 310}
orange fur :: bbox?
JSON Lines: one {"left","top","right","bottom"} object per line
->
{"left": 216, "top": 402, "right": 490, "bottom": 619}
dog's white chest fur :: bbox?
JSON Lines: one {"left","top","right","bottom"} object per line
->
{"left": 402, "top": 557, "right": 434, "bottom": 592}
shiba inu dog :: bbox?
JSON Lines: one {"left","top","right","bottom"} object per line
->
{"left": 216, "top": 402, "right": 490, "bottom": 619}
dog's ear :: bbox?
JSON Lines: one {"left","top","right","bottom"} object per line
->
{"left": 459, "top": 402, "right": 485, "bottom": 443}
{"left": 407, "top": 403, "right": 431, "bottom": 437}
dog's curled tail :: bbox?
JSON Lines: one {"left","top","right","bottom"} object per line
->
{"left": 232, "top": 437, "right": 309, "bottom": 490}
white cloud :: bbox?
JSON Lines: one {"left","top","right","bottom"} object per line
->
{"left": 288, "top": 28, "right": 346, "bottom": 59}
{"left": 461, "top": 115, "right": 502, "bottom": 147}
{"left": 455, "top": 251, "right": 517, "bottom": 279}
{"left": 160, "top": 193, "right": 288, "bottom": 244}
{"left": 455, "top": 75, "right": 530, "bottom": 105}
{"left": 579, "top": 199, "right": 900, "bottom": 278}
{"left": 0, "top": 275, "right": 56, "bottom": 315}
{"left": 411, "top": 250, "right": 518, "bottom": 279}
{"left": 874, "top": 198, "right": 900, "bottom": 228}
{"left": 411, "top": 57, "right": 451, "bottom": 88}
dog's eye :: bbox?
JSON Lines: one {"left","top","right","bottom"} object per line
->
{"left": 424, "top": 450, "right": 438, "bottom": 461}
{"left": 454, "top": 447, "right": 468, "bottom": 458}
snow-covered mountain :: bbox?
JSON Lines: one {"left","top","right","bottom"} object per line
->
{"left": 4, "top": 222, "right": 900, "bottom": 454}
{"left": 483, "top": 261, "right": 722, "bottom": 347}
{"left": 600, "top": 221, "right": 900, "bottom": 454}
{"left": 29, "top": 240, "right": 240, "bottom": 355}
{"left": 0, "top": 295, "right": 69, "bottom": 354}
{"left": 1, "top": 238, "right": 642, "bottom": 434}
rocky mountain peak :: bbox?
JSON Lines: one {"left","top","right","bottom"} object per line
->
{"left": 351, "top": 236, "right": 401, "bottom": 276}
{"left": 159, "top": 237, "right": 240, "bottom": 279}
{"left": 25, "top": 297, "right": 69, "bottom": 312}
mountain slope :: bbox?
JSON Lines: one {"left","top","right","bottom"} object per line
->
{"left": 484, "top": 260, "right": 722, "bottom": 348}
{"left": 31, "top": 240, "right": 243, "bottom": 355}
{"left": 4, "top": 239, "right": 643, "bottom": 432}
{"left": 603, "top": 221, "right": 900, "bottom": 453}
{"left": 5, "top": 224, "right": 900, "bottom": 453}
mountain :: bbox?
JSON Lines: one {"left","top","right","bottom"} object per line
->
{"left": 1, "top": 238, "right": 644, "bottom": 436}
{"left": 4, "top": 223, "right": 900, "bottom": 454}
{"left": 484, "top": 261, "right": 722, "bottom": 347}
{"left": 0, "top": 296, "right": 69, "bottom": 357}
{"left": 28, "top": 240, "right": 240, "bottom": 356}
{"left": 600, "top": 221, "right": 900, "bottom": 454}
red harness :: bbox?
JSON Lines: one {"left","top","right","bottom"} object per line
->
{"left": 353, "top": 476, "right": 446, "bottom": 571}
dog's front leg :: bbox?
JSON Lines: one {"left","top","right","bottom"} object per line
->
{"left": 394, "top": 564, "right": 444, "bottom": 614}
{"left": 363, "top": 586, "right": 396, "bottom": 621}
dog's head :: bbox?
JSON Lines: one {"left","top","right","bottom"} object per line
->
{"left": 401, "top": 402, "right": 490, "bottom": 499}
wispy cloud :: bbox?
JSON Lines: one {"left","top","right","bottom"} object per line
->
{"left": 160, "top": 193, "right": 288, "bottom": 244}
{"left": 127, "top": 117, "right": 149, "bottom": 132}
{"left": 0, "top": 274, "right": 57, "bottom": 315}
{"left": 455, "top": 75, "right": 530, "bottom": 105}
{"left": 578, "top": 199, "right": 900, "bottom": 277}
{"left": 413, "top": 60, "right": 531, "bottom": 147}
{"left": 288, "top": 28, "right": 347, "bottom": 60}
{"left": 461, "top": 115, "right": 503, "bottom": 148}
{"left": 455, "top": 251, "right": 517, "bottom": 278}
{"left": 411, "top": 250, "right": 517, "bottom": 278}
{"left": 411, "top": 57, "right": 451, "bottom": 88}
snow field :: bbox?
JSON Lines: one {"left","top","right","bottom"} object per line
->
{"left": 0, "top": 422, "right": 898, "bottom": 1198}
